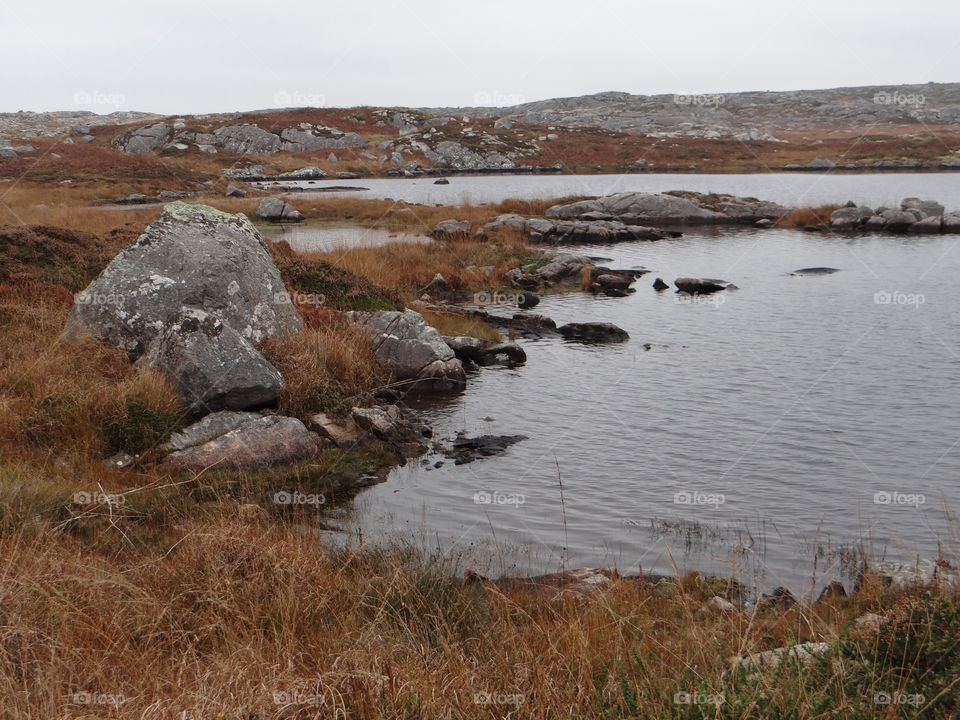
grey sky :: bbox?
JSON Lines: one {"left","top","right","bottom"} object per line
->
{"left": 1, "top": 0, "right": 957, "bottom": 115}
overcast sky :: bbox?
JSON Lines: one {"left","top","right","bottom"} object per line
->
{"left": 1, "top": 0, "right": 957, "bottom": 115}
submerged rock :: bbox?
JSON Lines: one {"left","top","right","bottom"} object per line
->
{"left": 791, "top": 267, "right": 841, "bottom": 276}
{"left": 558, "top": 322, "right": 629, "bottom": 343}
{"left": 448, "top": 433, "right": 528, "bottom": 464}
{"left": 674, "top": 277, "right": 728, "bottom": 294}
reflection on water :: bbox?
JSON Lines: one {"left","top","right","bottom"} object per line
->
{"left": 258, "top": 171, "right": 960, "bottom": 209}
{"left": 340, "top": 225, "right": 960, "bottom": 596}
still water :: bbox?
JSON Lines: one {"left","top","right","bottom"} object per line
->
{"left": 338, "top": 225, "right": 960, "bottom": 596}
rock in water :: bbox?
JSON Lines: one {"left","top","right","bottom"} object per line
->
{"left": 558, "top": 322, "right": 630, "bottom": 343}
{"left": 653, "top": 277, "right": 670, "bottom": 291}
{"left": 136, "top": 308, "right": 283, "bottom": 416}
{"left": 62, "top": 202, "right": 303, "bottom": 360}
{"left": 791, "top": 267, "right": 840, "bottom": 276}
{"left": 674, "top": 277, "right": 727, "bottom": 294}
{"left": 346, "top": 309, "right": 466, "bottom": 389}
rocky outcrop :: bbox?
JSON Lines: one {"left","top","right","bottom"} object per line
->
{"left": 161, "top": 412, "right": 322, "bottom": 473}
{"left": 831, "top": 198, "right": 957, "bottom": 233}
{"left": 545, "top": 191, "right": 788, "bottom": 225}
{"left": 136, "top": 308, "right": 283, "bottom": 416}
{"left": 558, "top": 322, "right": 629, "bottom": 343}
{"left": 256, "top": 197, "right": 304, "bottom": 223}
{"left": 346, "top": 309, "right": 466, "bottom": 389}
{"left": 423, "top": 140, "right": 515, "bottom": 170}
{"left": 483, "top": 214, "right": 672, "bottom": 243}
{"left": 62, "top": 202, "right": 303, "bottom": 360}
{"left": 118, "top": 123, "right": 171, "bottom": 154}
{"left": 274, "top": 166, "right": 327, "bottom": 180}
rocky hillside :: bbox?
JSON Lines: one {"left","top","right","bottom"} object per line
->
{"left": 453, "top": 83, "right": 960, "bottom": 140}
{"left": 1, "top": 83, "right": 959, "bottom": 186}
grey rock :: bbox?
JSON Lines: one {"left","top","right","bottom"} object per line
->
{"left": 277, "top": 166, "right": 327, "bottom": 180}
{"left": 907, "top": 216, "right": 943, "bottom": 233}
{"left": 120, "top": 123, "right": 171, "bottom": 154}
{"left": 557, "top": 322, "right": 629, "bottom": 343}
{"left": 214, "top": 124, "right": 282, "bottom": 154}
{"left": 730, "top": 643, "right": 829, "bottom": 674}
{"left": 881, "top": 208, "right": 920, "bottom": 230}
{"left": 547, "top": 192, "right": 724, "bottom": 223}
{"left": 865, "top": 215, "right": 886, "bottom": 230}
{"left": 424, "top": 140, "right": 516, "bottom": 170}
{"left": 327, "top": 152, "right": 338, "bottom": 162}
{"left": 675, "top": 277, "right": 727, "bottom": 294}
{"left": 62, "top": 202, "right": 303, "bottom": 359}
{"left": 256, "top": 197, "right": 304, "bottom": 223}
{"left": 791, "top": 267, "right": 840, "bottom": 276}
{"left": 166, "top": 410, "right": 263, "bottom": 451}
{"left": 943, "top": 214, "right": 960, "bottom": 233}
{"left": 653, "top": 277, "right": 669, "bottom": 291}
{"left": 704, "top": 596, "right": 739, "bottom": 614}
{"left": 804, "top": 155, "right": 836, "bottom": 169}
{"left": 431, "top": 219, "right": 471, "bottom": 238}
{"left": 309, "top": 412, "right": 360, "bottom": 449}
{"left": 161, "top": 414, "right": 322, "bottom": 473}
{"left": 136, "top": 308, "right": 283, "bottom": 416}
{"left": 225, "top": 184, "right": 246, "bottom": 197}
{"left": 901, "top": 197, "right": 944, "bottom": 218}
{"left": 346, "top": 309, "right": 466, "bottom": 389}
{"left": 830, "top": 206, "right": 868, "bottom": 229}
{"left": 493, "top": 117, "right": 513, "bottom": 130}
{"left": 872, "top": 558, "right": 959, "bottom": 590}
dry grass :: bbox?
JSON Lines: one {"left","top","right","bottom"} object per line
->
{"left": 778, "top": 204, "right": 843, "bottom": 228}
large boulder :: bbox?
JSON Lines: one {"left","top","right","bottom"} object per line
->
{"left": 546, "top": 192, "right": 724, "bottom": 223}
{"left": 62, "top": 202, "right": 303, "bottom": 360}
{"left": 829, "top": 206, "right": 873, "bottom": 229}
{"left": 120, "top": 123, "right": 171, "bottom": 154}
{"left": 431, "top": 219, "right": 472, "bottom": 239}
{"left": 136, "top": 308, "right": 283, "bottom": 416}
{"left": 161, "top": 413, "right": 322, "bottom": 473}
{"left": 213, "top": 124, "right": 282, "bottom": 154}
{"left": 901, "top": 198, "right": 944, "bottom": 219}
{"left": 881, "top": 208, "right": 919, "bottom": 230}
{"left": 256, "top": 197, "right": 304, "bottom": 223}
{"left": 346, "top": 309, "right": 466, "bottom": 389}
{"left": 943, "top": 215, "right": 960, "bottom": 233}
{"left": 907, "top": 216, "right": 943, "bottom": 233}
{"left": 557, "top": 322, "right": 629, "bottom": 343}
{"left": 675, "top": 277, "right": 728, "bottom": 294}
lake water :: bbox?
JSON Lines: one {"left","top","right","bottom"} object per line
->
{"left": 337, "top": 224, "right": 960, "bottom": 597}
{"left": 261, "top": 171, "right": 960, "bottom": 210}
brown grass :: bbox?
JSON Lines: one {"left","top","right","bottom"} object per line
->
{"left": 778, "top": 204, "right": 842, "bottom": 228}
